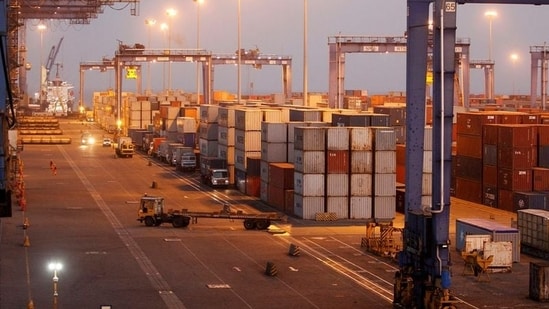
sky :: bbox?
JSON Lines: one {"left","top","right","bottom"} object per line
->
{"left": 22, "top": 1, "right": 549, "bottom": 106}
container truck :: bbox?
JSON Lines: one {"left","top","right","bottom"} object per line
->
{"left": 115, "top": 136, "right": 134, "bottom": 158}
{"left": 200, "top": 156, "right": 229, "bottom": 187}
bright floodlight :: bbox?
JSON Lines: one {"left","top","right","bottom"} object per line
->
{"left": 48, "top": 262, "right": 63, "bottom": 271}
{"left": 166, "top": 8, "right": 177, "bottom": 17}
{"left": 484, "top": 11, "right": 497, "bottom": 18}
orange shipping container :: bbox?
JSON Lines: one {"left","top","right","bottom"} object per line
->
{"left": 326, "top": 150, "right": 349, "bottom": 174}
{"left": 268, "top": 185, "right": 286, "bottom": 211}
{"left": 533, "top": 167, "right": 549, "bottom": 191}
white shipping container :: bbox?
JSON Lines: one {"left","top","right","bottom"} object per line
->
{"left": 294, "top": 127, "right": 326, "bottom": 151}
{"left": 130, "top": 100, "right": 141, "bottom": 110}
{"left": 373, "top": 127, "right": 397, "bottom": 151}
{"left": 374, "top": 196, "right": 396, "bottom": 221}
{"left": 141, "top": 100, "right": 151, "bottom": 110}
{"left": 326, "top": 174, "right": 349, "bottom": 196}
{"left": 164, "top": 118, "right": 177, "bottom": 132}
{"left": 200, "top": 104, "right": 219, "bottom": 123}
{"left": 374, "top": 173, "right": 396, "bottom": 196}
{"left": 287, "top": 122, "right": 308, "bottom": 143}
{"left": 199, "top": 122, "right": 219, "bottom": 141}
{"left": 327, "top": 127, "right": 350, "bottom": 150}
{"left": 350, "top": 174, "right": 373, "bottom": 196}
{"left": 218, "top": 106, "right": 236, "bottom": 128}
{"left": 327, "top": 196, "right": 349, "bottom": 219}
{"left": 422, "top": 173, "right": 432, "bottom": 196}
{"left": 350, "top": 127, "right": 374, "bottom": 151}
{"left": 218, "top": 126, "right": 235, "bottom": 146}
{"left": 261, "top": 122, "right": 288, "bottom": 143}
{"left": 423, "top": 151, "right": 433, "bottom": 173}
{"left": 235, "top": 108, "right": 262, "bottom": 131}
{"left": 167, "top": 106, "right": 180, "bottom": 120}
{"left": 350, "top": 196, "right": 373, "bottom": 219}
{"left": 294, "top": 172, "right": 325, "bottom": 196}
{"left": 261, "top": 141, "right": 287, "bottom": 163}
{"left": 235, "top": 129, "right": 262, "bottom": 152}
{"left": 294, "top": 149, "right": 325, "bottom": 173}
{"left": 294, "top": 194, "right": 325, "bottom": 220}
{"left": 375, "top": 151, "right": 396, "bottom": 173}
{"left": 287, "top": 143, "right": 295, "bottom": 163}
{"left": 263, "top": 109, "right": 283, "bottom": 122}
{"left": 260, "top": 179, "right": 269, "bottom": 202}
{"left": 234, "top": 148, "right": 261, "bottom": 171}
{"left": 199, "top": 138, "right": 218, "bottom": 157}
{"left": 218, "top": 144, "right": 235, "bottom": 165}
{"left": 176, "top": 117, "right": 197, "bottom": 133}
{"left": 424, "top": 126, "right": 433, "bottom": 151}
{"left": 260, "top": 160, "right": 270, "bottom": 183}
{"left": 350, "top": 150, "right": 373, "bottom": 174}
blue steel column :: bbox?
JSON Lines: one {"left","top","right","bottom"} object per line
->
{"left": 431, "top": 0, "right": 454, "bottom": 288}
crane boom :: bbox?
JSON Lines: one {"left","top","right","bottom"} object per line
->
{"left": 45, "top": 37, "right": 64, "bottom": 82}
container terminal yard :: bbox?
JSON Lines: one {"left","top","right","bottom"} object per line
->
{"left": 2, "top": 1, "right": 549, "bottom": 309}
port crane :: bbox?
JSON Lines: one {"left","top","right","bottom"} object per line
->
{"left": 394, "top": 1, "right": 549, "bottom": 308}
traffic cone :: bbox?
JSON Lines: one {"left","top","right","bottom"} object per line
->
{"left": 27, "top": 299, "right": 34, "bottom": 309}
{"left": 265, "top": 261, "right": 278, "bottom": 277}
{"left": 288, "top": 244, "right": 301, "bottom": 257}
{"left": 23, "top": 235, "right": 30, "bottom": 247}
{"left": 23, "top": 217, "right": 30, "bottom": 229}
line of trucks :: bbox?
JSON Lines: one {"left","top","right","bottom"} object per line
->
{"left": 116, "top": 129, "right": 229, "bottom": 188}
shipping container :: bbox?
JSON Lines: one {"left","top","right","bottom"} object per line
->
{"left": 533, "top": 167, "right": 549, "bottom": 191}
{"left": 331, "top": 113, "right": 370, "bottom": 127}
{"left": 294, "top": 194, "right": 325, "bottom": 220}
{"left": 482, "top": 165, "right": 498, "bottom": 186}
{"left": 246, "top": 157, "right": 261, "bottom": 177}
{"left": 287, "top": 122, "right": 308, "bottom": 143}
{"left": 267, "top": 185, "right": 285, "bottom": 211}
{"left": 234, "top": 149, "right": 261, "bottom": 171}
{"left": 261, "top": 141, "right": 287, "bottom": 163}
{"left": 350, "top": 196, "right": 373, "bottom": 219}
{"left": 539, "top": 146, "right": 549, "bottom": 168}
{"left": 529, "top": 262, "right": 549, "bottom": 302}
{"left": 269, "top": 163, "right": 295, "bottom": 189}
{"left": 513, "top": 191, "right": 547, "bottom": 211}
{"left": 327, "top": 196, "right": 349, "bottom": 219}
{"left": 326, "top": 174, "right": 349, "bottom": 196}
{"left": 350, "top": 127, "right": 374, "bottom": 151}
{"left": 217, "top": 144, "right": 235, "bottom": 165}
{"left": 199, "top": 122, "right": 218, "bottom": 141}
{"left": 498, "top": 124, "right": 538, "bottom": 148}
{"left": 261, "top": 122, "right": 288, "bottom": 143}
{"left": 294, "top": 127, "right": 326, "bottom": 151}
{"left": 326, "top": 150, "right": 350, "bottom": 174}
{"left": 454, "top": 155, "right": 483, "bottom": 181}
{"left": 456, "top": 134, "right": 483, "bottom": 158}
{"left": 246, "top": 175, "right": 261, "bottom": 197}
{"left": 518, "top": 209, "right": 549, "bottom": 259}
{"left": 539, "top": 125, "right": 549, "bottom": 146}
{"left": 455, "top": 218, "right": 521, "bottom": 262}
{"left": 482, "top": 124, "right": 499, "bottom": 145}
{"left": 374, "top": 150, "right": 396, "bottom": 174}
{"left": 456, "top": 112, "right": 498, "bottom": 136}
{"left": 326, "top": 127, "right": 350, "bottom": 150}
{"left": 217, "top": 126, "right": 235, "bottom": 146}
{"left": 199, "top": 104, "right": 219, "bottom": 123}
{"left": 455, "top": 177, "right": 482, "bottom": 204}
{"left": 235, "top": 129, "right": 261, "bottom": 152}
{"left": 235, "top": 108, "right": 262, "bottom": 131}
{"left": 263, "top": 109, "right": 284, "bottom": 122}
{"left": 260, "top": 179, "right": 269, "bottom": 203}
{"left": 372, "top": 127, "right": 396, "bottom": 151}
{"left": 370, "top": 114, "right": 390, "bottom": 127}
{"left": 498, "top": 168, "right": 532, "bottom": 191}
{"left": 294, "top": 150, "right": 325, "bottom": 174}
{"left": 294, "top": 172, "right": 325, "bottom": 197}
{"left": 374, "top": 173, "right": 396, "bottom": 196}
{"left": 482, "top": 185, "right": 498, "bottom": 207}
{"left": 199, "top": 138, "right": 218, "bottom": 157}
{"left": 350, "top": 173, "right": 373, "bottom": 196}
{"left": 289, "top": 109, "right": 322, "bottom": 122}
{"left": 498, "top": 146, "right": 537, "bottom": 169}
{"left": 483, "top": 144, "right": 498, "bottom": 166}
{"left": 176, "top": 117, "right": 197, "bottom": 133}
{"left": 373, "top": 196, "right": 396, "bottom": 222}
{"left": 217, "top": 106, "right": 237, "bottom": 128}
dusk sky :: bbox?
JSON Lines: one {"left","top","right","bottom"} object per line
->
{"left": 23, "top": 1, "right": 549, "bottom": 106}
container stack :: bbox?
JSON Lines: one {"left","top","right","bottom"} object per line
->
{"left": 482, "top": 124, "right": 499, "bottom": 207}
{"left": 234, "top": 108, "right": 262, "bottom": 194}
{"left": 267, "top": 163, "right": 295, "bottom": 214}
{"left": 217, "top": 106, "right": 237, "bottom": 185}
{"left": 349, "top": 127, "right": 373, "bottom": 219}
{"left": 160, "top": 102, "right": 185, "bottom": 140}
{"left": 260, "top": 122, "right": 288, "bottom": 203}
{"left": 199, "top": 104, "right": 219, "bottom": 158}
{"left": 175, "top": 117, "right": 197, "bottom": 147}
{"left": 372, "top": 127, "right": 397, "bottom": 222}
{"left": 326, "top": 127, "right": 350, "bottom": 219}
{"left": 373, "top": 105, "right": 406, "bottom": 144}
{"left": 294, "top": 127, "right": 326, "bottom": 219}
{"left": 128, "top": 97, "right": 152, "bottom": 129}
{"left": 517, "top": 208, "right": 549, "bottom": 260}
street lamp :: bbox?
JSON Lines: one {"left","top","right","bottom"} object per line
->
{"left": 166, "top": 8, "right": 177, "bottom": 92}
{"left": 145, "top": 18, "right": 156, "bottom": 95}
{"left": 194, "top": 0, "right": 204, "bottom": 104}
{"left": 48, "top": 262, "right": 62, "bottom": 309}
{"left": 160, "top": 22, "right": 169, "bottom": 91}
{"left": 303, "top": 0, "right": 308, "bottom": 106}
{"left": 485, "top": 10, "right": 497, "bottom": 100}
{"left": 38, "top": 22, "right": 46, "bottom": 105}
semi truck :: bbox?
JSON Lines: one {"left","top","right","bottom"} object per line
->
{"left": 173, "top": 147, "right": 197, "bottom": 171}
{"left": 115, "top": 136, "right": 134, "bottom": 158}
{"left": 200, "top": 156, "right": 229, "bottom": 187}
{"left": 136, "top": 195, "right": 283, "bottom": 229}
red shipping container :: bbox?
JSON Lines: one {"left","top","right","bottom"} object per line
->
{"left": 269, "top": 163, "right": 295, "bottom": 189}
{"left": 284, "top": 189, "right": 295, "bottom": 215}
{"left": 483, "top": 124, "right": 499, "bottom": 145}
{"left": 522, "top": 114, "right": 540, "bottom": 124}
{"left": 498, "top": 168, "right": 532, "bottom": 191}
{"left": 455, "top": 177, "right": 482, "bottom": 204}
{"left": 456, "top": 134, "right": 483, "bottom": 158}
{"left": 533, "top": 167, "right": 549, "bottom": 191}
{"left": 246, "top": 176, "right": 261, "bottom": 197}
{"left": 267, "top": 185, "right": 285, "bottom": 211}
{"left": 497, "top": 112, "right": 525, "bottom": 124}
{"left": 497, "top": 146, "right": 537, "bottom": 169}
{"left": 497, "top": 124, "right": 538, "bottom": 148}
{"left": 539, "top": 125, "right": 549, "bottom": 146}
{"left": 326, "top": 150, "right": 349, "bottom": 174}
{"left": 482, "top": 165, "right": 498, "bottom": 186}
{"left": 456, "top": 112, "right": 498, "bottom": 136}
{"left": 498, "top": 189, "right": 514, "bottom": 212}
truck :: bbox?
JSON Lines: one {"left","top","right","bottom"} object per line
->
{"left": 200, "top": 156, "right": 229, "bottom": 187}
{"left": 115, "top": 136, "right": 134, "bottom": 158}
{"left": 137, "top": 195, "right": 283, "bottom": 229}
{"left": 149, "top": 137, "right": 166, "bottom": 157}
{"left": 128, "top": 129, "right": 150, "bottom": 152}
{"left": 172, "top": 146, "right": 197, "bottom": 171}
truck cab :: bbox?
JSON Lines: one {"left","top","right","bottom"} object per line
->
{"left": 204, "top": 168, "right": 229, "bottom": 188}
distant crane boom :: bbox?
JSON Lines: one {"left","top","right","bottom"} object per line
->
{"left": 45, "top": 37, "right": 64, "bottom": 82}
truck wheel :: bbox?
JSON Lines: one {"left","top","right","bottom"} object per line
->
{"left": 172, "top": 216, "right": 184, "bottom": 228}
{"left": 154, "top": 220, "right": 162, "bottom": 226}
{"left": 144, "top": 217, "right": 155, "bottom": 227}
{"left": 182, "top": 217, "right": 191, "bottom": 227}
{"left": 255, "top": 220, "right": 270, "bottom": 230}
{"left": 243, "top": 219, "right": 256, "bottom": 230}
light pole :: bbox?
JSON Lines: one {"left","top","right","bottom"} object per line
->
{"left": 38, "top": 23, "right": 46, "bottom": 105}
{"left": 303, "top": 0, "right": 308, "bottom": 106}
{"left": 160, "top": 22, "right": 169, "bottom": 91}
{"left": 194, "top": 0, "right": 204, "bottom": 104}
{"left": 510, "top": 53, "right": 518, "bottom": 96}
{"left": 48, "top": 262, "right": 62, "bottom": 309}
{"left": 485, "top": 10, "right": 497, "bottom": 100}
{"left": 237, "top": 0, "right": 242, "bottom": 104}
{"left": 145, "top": 18, "right": 156, "bottom": 95}
{"left": 166, "top": 8, "right": 177, "bottom": 92}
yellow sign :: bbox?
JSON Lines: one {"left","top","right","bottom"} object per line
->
{"left": 426, "top": 71, "right": 433, "bottom": 85}
{"left": 126, "top": 68, "right": 137, "bottom": 79}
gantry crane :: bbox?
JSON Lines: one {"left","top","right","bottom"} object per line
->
{"left": 394, "top": 1, "right": 549, "bottom": 308}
